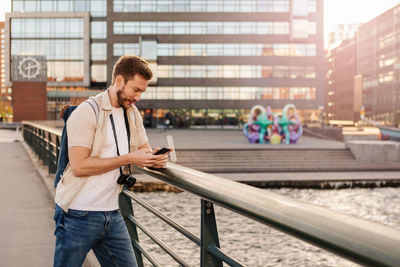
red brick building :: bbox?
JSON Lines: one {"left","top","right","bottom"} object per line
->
{"left": 0, "top": 21, "right": 12, "bottom": 122}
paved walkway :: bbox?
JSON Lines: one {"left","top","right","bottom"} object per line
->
{"left": 0, "top": 129, "right": 54, "bottom": 267}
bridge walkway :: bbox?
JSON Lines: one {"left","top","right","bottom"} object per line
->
{"left": 0, "top": 129, "right": 54, "bottom": 267}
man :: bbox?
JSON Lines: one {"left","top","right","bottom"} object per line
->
{"left": 53, "top": 55, "right": 167, "bottom": 266}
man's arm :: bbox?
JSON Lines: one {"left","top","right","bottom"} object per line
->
{"left": 69, "top": 146, "right": 165, "bottom": 177}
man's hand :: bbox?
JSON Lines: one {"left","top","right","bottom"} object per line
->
{"left": 128, "top": 148, "right": 166, "bottom": 168}
{"left": 150, "top": 147, "right": 170, "bottom": 169}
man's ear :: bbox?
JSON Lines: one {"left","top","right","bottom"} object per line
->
{"left": 115, "top": 75, "right": 125, "bottom": 88}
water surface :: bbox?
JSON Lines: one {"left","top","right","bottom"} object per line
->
{"left": 132, "top": 188, "right": 400, "bottom": 266}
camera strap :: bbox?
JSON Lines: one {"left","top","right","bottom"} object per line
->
{"left": 109, "top": 109, "right": 131, "bottom": 175}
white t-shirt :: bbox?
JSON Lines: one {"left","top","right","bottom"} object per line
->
{"left": 69, "top": 107, "right": 129, "bottom": 211}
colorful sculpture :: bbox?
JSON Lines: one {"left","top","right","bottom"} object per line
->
{"left": 243, "top": 104, "right": 303, "bottom": 144}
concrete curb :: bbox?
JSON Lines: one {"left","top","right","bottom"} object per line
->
{"left": 20, "top": 140, "right": 100, "bottom": 267}
{"left": 346, "top": 140, "right": 400, "bottom": 162}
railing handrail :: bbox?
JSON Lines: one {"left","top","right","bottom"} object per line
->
{"left": 22, "top": 121, "right": 400, "bottom": 267}
{"left": 22, "top": 120, "right": 62, "bottom": 136}
{"left": 135, "top": 164, "right": 400, "bottom": 267}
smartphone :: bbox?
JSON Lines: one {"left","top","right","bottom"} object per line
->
{"left": 153, "top": 147, "right": 171, "bottom": 155}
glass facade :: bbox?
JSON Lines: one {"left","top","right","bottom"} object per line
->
{"left": 10, "top": 17, "right": 85, "bottom": 83}
{"left": 113, "top": 43, "right": 316, "bottom": 57}
{"left": 142, "top": 86, "right": 316, "bottom": 100}
{"left": 12, "top": 0, "right": 107, "bottom": 17}
{"left": 157, "top": 65, "right": 316, "bottom": 79}
{"left": 356, "top": 4, "right": 400, "bottom": 124}
{"left": 8, "top": 0, "right": 323, "bottom": 125}
{"left": 113, "top": 0, "right": 317, "bottom": 13}
{"left": 114, "top": 21, "right": 290, "bottom": 35}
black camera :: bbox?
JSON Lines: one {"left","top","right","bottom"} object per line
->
{"left": 117, "top": 173, "right": 136, "bottom": 188}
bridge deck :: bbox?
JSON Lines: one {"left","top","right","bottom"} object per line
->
{"left": 0, "top": 129, "right": 54, "bottom": 267}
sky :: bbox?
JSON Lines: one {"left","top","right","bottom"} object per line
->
{"left": 0, "top": 0, "right": 399, "bottom": 47}
{"left": 324, "top": 0, "right": 399, "bottom": 45}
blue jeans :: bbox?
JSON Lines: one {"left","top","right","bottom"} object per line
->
{"left": 53, "top": 205, "right": 138, "bottom": 267}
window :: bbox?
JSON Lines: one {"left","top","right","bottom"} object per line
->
{"left": 91, "top": 21, "right": 107, "bottom": 39}
{"left": 41, "top": 1, "right": 53, "bottom": 12}
{"left": 292, "top": 0, "right": 308, "bottom": 16}
{"left": 141, "top": 40, "right": 157, "bottom": 60}
{"left": 25, "top": 0, "right": 38, "bottom": 12}
{"left": 12, "top": 18, "right": 84, "bottom": 38}
{"left": 156, "top": 65, "right": 315, "bottom": 78}
{"left": 61, "top": 1, "right": 73, "bottom": 11}
{"left": 91, "top": 64, "right": 107, "bottom": 82}
{"left": 112, "top": 0, "right": 290, "bottom": 13}
{"left": 113, "top": 43, "right": 139, "bottom": 56}
{"left": 154, "top": 43, "right": 314, "bottom": 57}
{"left": 13, "top": 1, "right": 24, "bottom": 12}
{"left": 308, "top": 0, "right": 317, "bottom": 13}
{"left": 91, "top": 43, "right": 107, "bottom": 60}
{"left": 90, "top": 0, "right": 107, "bottom": 16}
{"left": 74, "top": 0, "right": 88, "bottom": 12}
{"left": 292, "top": 19, "right": 309, "bottom": 39}
{"left": 47, "top": 61, "right": 84, "bottom": 82}
{"left": 113, "top": 21, "right": 289, "bottom": 35}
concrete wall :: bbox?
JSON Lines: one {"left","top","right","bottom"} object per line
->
{"left": 303, "top": 126, "right": 344, "bottom": 141}
{"left": 346, "top": 140, "right": 400, "bottom": 162}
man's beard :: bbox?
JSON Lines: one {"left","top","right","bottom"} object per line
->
{"left": 116, "top": 87, "right": 131, "bottom": 109}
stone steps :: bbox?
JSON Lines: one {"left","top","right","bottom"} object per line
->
{"left": 174, "top": 148, "right": 400, "bottom": 172}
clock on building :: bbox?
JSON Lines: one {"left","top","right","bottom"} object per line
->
{"left": 18, "top": 57, "right": 41, "bottom": 80}
{"left": 11, "top": 55, "right": 47, "bottom": 82}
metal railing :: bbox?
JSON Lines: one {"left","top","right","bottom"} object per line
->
{"left": 23, "top": 121, "right": 61, "bottom": 175}
{"left": 22, "top": 121, "right": 400, "bottom": 267}
{"left": 0, "top": 122, "right": 21, "bottom": 130}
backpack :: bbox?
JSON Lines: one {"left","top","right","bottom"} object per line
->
{"left": 54, "top": 99, "right": 99, "bottom": 188}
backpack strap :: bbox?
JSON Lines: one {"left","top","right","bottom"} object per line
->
{"left": 84, "top": 98, "right": 100, "bottom": 123}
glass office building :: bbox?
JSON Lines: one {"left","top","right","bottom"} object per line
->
{"left": 356, "top": 4, "right": 400, "bottom": 126}
{"left": 6, "top": 0, "right": 325, "bottom": 126}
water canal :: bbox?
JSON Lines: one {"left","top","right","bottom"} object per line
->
{"left": 132, "top": 187, "right": 400, "bottom": 267}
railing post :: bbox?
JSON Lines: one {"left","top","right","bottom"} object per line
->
{"left": 48, "top": 132, "right": 56, "bottom": 174}
{"left": 32, "top": 127, "right": 37, "bottom": 154}
{"left": 35, "top": 127, "right": 40, "bottom": 158}
{"left": 201, "top": 199, "right": 222, "bottom": 267}
{"left": 119, "top": 190, "right": 144, "bottom": 267}
{"left": 55, "top": 135, "right": 60, "bottom": 169}
{"left": 38, "top": 129, "right": 45, "bottom": 162}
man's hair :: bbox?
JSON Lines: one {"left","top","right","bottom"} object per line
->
{"left": 111, "top": 55, "right": 153, "bottom": 85}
